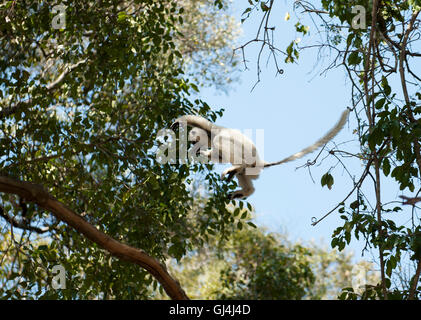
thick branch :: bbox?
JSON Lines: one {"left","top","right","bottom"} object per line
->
{"left": 0, "top": 175, "right": 188, "bottom": 300}
{"left": 409, "top": 259, "right": 421, "bottom": 300}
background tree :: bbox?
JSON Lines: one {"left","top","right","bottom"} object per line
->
{"left": 239, "top": 0, "right": 421, "bottom": 299}
{"left": 159, "top": 222, "right": 379, "bottom": 300}
{"left": 0, "top": 0, "right": 245, "bottom": 299}
{"left": 175, "top": 0, "right": 241, "bottom": 90}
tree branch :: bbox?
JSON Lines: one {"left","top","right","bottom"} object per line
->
{"left": 0, "top": 206, "right": 49, "bottom": 234}
{"left": 400, "top": 195, "right": 421, "bottom": 206}
{"left": 0, "top": 175, "right": 189, "bottom": 300}
{"left": 45, "top": 59, "right": 87, "bottom": 91}
{"left": 409, "top": 259, "right": 421, "bottom": 300}
{"left": 311, "top": 157, "right": 373, "bottom": 226}
{"left": 398, "top": 10, "right": 421, "bottom": 174}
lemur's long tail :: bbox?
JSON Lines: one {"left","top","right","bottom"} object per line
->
{"left": 264, "top": 109, "right": 350, "bottom": 168}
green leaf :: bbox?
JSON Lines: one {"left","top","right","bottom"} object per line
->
{"left": 260, "top": 2, "right": 269, "bottom": 12}
{"left": 321, "top": 173, "right": 334, "bottom": 190}
{"left": 247, "top": 202, "right": 253, "bottom": 211}
{"left": 237, "top": 221, "right": 243, "bottom": 230}
{"left": 117, "top": 12, "right": 128, "bottom": 23}
{"left": 246, "top": 221, "right": 257, "bottom": 228}
{"left": 375, "top": 98, "right": 386, "bottom": 110}
{"left": 242, "top": 7, "right": 252, "bottom": 16}
{"left": 348, "top": 51, "right": 362, "bottom": 65}
{"left": 381, "top": 76, "right": 392, "bottom": 96}
{"left": 350, "top": 200, "right": 359, "bottom": 210}
{"left": 383, "top": 158, "right": 391, "bottom": 176}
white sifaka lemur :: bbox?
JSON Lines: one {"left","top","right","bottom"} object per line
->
{"left": 171, "top": 109, "right": 350, "bottom": 200}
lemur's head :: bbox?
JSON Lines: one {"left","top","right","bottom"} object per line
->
{"left": 188, "top": 127, "right": 209, "bottom": 147}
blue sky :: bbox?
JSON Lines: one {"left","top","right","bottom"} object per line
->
{"left": 199, "top": 0, "right": 417, "bottom": 262}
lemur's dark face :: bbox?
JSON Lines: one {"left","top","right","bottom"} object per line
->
{"left": 188, "top": 127, "right": 209, "bottom": 146}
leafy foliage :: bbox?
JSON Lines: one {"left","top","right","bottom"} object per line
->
{"left": 175, "top": 0, "right": 241, "bottom": 90}
{"left": 241, "top": 0, "right": 421, "bottom": 299}
{"left": 0, "top": 0, "right": 240, "bottom": 299}
{"left": 160, "top": 225, "right": 380, "bottom": 300}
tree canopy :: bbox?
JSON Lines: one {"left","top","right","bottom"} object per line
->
{"left": 0, "top": 0, "right": 247, "bottom": 299}
{"left": 164, "top": 225, "right": 380, "bottom": 300}
{"left": 238, "top": 0, "right": 421, "bottom": 299}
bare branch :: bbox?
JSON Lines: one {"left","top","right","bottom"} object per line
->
{"left": 311, "top": 157, "right": 373, "bottom": 226}
{"left": 400, "top": 195, "right": 421, "bottom": 206}
{"left": 233, "top": 0, "right": 285, "bottom": 88}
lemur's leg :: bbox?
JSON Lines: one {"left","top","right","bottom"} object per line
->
{"left": 189, "top": 143, "right": 201, "bottom": 156}
{"left": 228, "top": 170, "right": 255, "bottom": 200}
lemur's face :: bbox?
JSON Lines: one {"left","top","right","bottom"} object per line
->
{"left": 189, "top": 128, "right": 201, "bottom": 142}
{"left": 188, "top": 128, "right": 199, "bottom": 142}
{"left": 188, "top": 128, "right": 208, "bottom": 145}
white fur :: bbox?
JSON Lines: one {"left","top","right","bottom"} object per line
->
{"left": 172, "top": 110, "right": 349, "bottom": 200}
